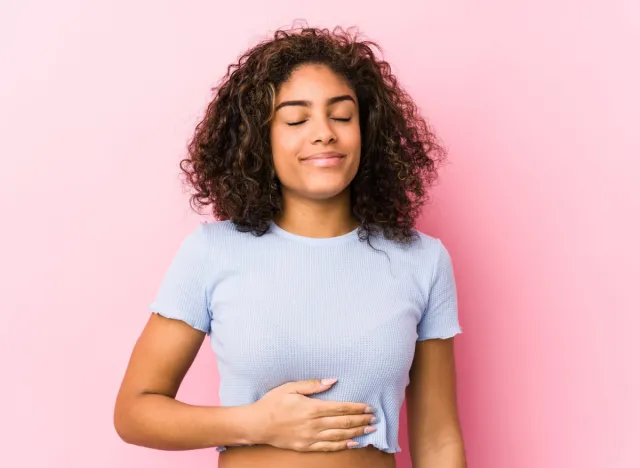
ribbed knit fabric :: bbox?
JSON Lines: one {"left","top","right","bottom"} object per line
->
{"left": 148, "top": 219, "right": 462, "bottom": 453}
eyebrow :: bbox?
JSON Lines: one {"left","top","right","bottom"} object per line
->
{"left": 274, "top": 94, "right": 355, "bottom": 111}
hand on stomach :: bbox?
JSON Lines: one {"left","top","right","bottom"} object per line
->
{"left": 219, "top": 378, "right": 395, "bottom": 468}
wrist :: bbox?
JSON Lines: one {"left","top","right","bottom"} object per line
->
{"left": 230, "top": 403, "right": 268, "bottom": 446}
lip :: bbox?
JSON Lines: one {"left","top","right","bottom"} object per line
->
{"left": 299, "top": 152, "right": 346, "bottom": 167}
{"left": 300, "top": 151, "right": 346, "bottom": 161}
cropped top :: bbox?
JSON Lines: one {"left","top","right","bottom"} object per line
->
{"left": 148, "top": 219, "right": 462, "bottom": 453}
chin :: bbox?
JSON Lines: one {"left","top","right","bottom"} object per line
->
{"left": 299, "top": 184, "right": 351, "bottom": 200}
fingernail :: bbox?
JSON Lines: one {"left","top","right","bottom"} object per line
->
{"left": 321, "top": 378, "right": 338, "bottom": 385}
{"left": 364, "top": 426, "right": 376, "bottom": 434}
{"left": 364, "top": 406, "right": 376, "bottom": 413}
{"left": 347, "top": 441, "right": 359, "bottom": 448}
{"left": 370, "top": 416, "right": 378, "bottom": 424}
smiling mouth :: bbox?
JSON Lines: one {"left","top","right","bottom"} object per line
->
{"left": 299, "top": 153, "right": 346, "bottom": 167}
{"left": 300, "top": 151, "right": 346, "bottom": 161}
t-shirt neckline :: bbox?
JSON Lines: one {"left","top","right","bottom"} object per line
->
{"left": 268, "top": 220, "right": 360, "bottom": 246}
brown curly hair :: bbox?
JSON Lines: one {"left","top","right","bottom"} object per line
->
{"left": 180, "top": 24, "right": 447, "bottom": 245}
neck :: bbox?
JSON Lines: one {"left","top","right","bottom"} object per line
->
{"left": 274, "top": 187, "right": 360, "bottom": 238}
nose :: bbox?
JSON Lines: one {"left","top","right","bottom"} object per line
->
{"left": 311, "top": 117, "right": 337, "bottom": 145}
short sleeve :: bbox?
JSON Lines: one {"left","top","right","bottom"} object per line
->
{"left": 417, "top": 239, "right": 462, "bottom": 340}
{"left": 148, "top": 224, "right": 213, "bottom": 334}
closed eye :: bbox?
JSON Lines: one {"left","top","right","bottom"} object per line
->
{"left": 286, "top": 117, "right": 352, "bottom": 126}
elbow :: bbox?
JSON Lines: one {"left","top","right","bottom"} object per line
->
{"left": 113, "top": 405, "right": 130, "bottom": 444}
{"left": 113, "top": 396, "right": 137, "bottom": 445}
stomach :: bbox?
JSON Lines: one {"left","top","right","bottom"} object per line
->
{"left": 218, "top": 444, "right": 396, "bottom": 468}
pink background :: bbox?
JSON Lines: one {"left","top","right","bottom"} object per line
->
{"left": 2, "top": 1, "right": 638, "bottom": 467}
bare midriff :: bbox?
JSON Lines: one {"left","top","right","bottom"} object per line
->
{"left": 218, "top": 444, "right": 396, "bottom": 468}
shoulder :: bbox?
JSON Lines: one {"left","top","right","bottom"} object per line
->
{"left": 172, "top": 219, "right": 243, "bottom": 259}
{"left": 413, "top": 229, "right": 454, "bottom": 275}
{"left": 186, "top": 219, "right": 249, "bottom": 243}
{"left": 197, "top": 219, "right": 237, "bottom": 238}
{"left": 374, "top": 228, "right": 452, "bottom": 284}
{"left": 377, "top": 227, "right": 445, "bottom": 260}
{"left": 412, "top": 228, "right": 445, "bottom": 252}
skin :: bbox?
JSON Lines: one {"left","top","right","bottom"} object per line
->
{"left": 114, "top": 63, "right": 466, "bottom": 468}
{"left": 269, "top": 63, "right": 362, "bottom": 238}
{"left": 407, "top": 339, "right": 467, "bottom": 467}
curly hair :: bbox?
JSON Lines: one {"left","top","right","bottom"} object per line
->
{"left": 180, "top": 24, "right": 447, "bottom": 245}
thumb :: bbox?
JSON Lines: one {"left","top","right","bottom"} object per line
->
{"left": 288, "top": 378, "right": 338, "bottom": 395}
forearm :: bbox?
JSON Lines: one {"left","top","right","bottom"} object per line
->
{"left": 411, "top": 439, "right": 467, "bottom": 468}
{"left": 408, "top": 416, "right": 466, "bottom": 468}
{"left": 407, "top": 401, "right": 467, "bottom": 467}
{"left": 114, "top": 393, "right": 258, "bottom": 450}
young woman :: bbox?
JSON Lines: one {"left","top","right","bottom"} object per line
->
{"left": 114, "top": 26, "right": 466, "bottom": 468}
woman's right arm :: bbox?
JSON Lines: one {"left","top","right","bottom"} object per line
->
{"left": 113, "top": 312, "right": 376, "bottom": 452}
{"left": 113, "top": 312, "right": 254, "bottom": 450}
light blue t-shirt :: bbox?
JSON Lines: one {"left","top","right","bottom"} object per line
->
{"left": 148, "top": 219, "right": 462, "bottom": 453}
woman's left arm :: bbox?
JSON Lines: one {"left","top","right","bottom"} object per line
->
{"left": 406, "top": 337, "right": 466, "bottom": 468}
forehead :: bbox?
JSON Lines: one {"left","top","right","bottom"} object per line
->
{"left": 276, "top": 64, "right": 355, "bottom": 101}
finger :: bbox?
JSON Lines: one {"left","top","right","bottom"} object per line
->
{"left": 317, "top": 425, "right": 376, "bottom": 442}
{"left": 319, "top": 414, "right": 376, "bottom": 430}
{"left": 311, "top": 400, "right": 375, "bottom": 418}
{"left": 306, "top": 439, "right": 360, "bottom": 452}
{"left": 282, "top": 378, "right": 338, "bottom": 396}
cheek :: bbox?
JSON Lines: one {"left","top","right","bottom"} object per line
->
{"left": 342, "top": 121, "right": 361, "bottom": 150}
{"left": 353, "top": 131, "right": 362, "bottom": 151}
{"left": 271, "top": 125, "right": 302, "bottom": 155}
{"left": 270, "top": 127, "right": 301, "bottom": 177}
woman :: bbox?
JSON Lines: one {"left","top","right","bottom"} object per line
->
{"left": 114, "top": 25, "right": 466, "bottom": 468}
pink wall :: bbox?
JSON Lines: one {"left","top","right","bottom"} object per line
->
{"left": 2, "top": 1, "right": 638, "bottom": 467}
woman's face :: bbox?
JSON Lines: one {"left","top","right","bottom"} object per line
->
{"left": 270, "top": 64, "right": 361, "bottom": 201}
